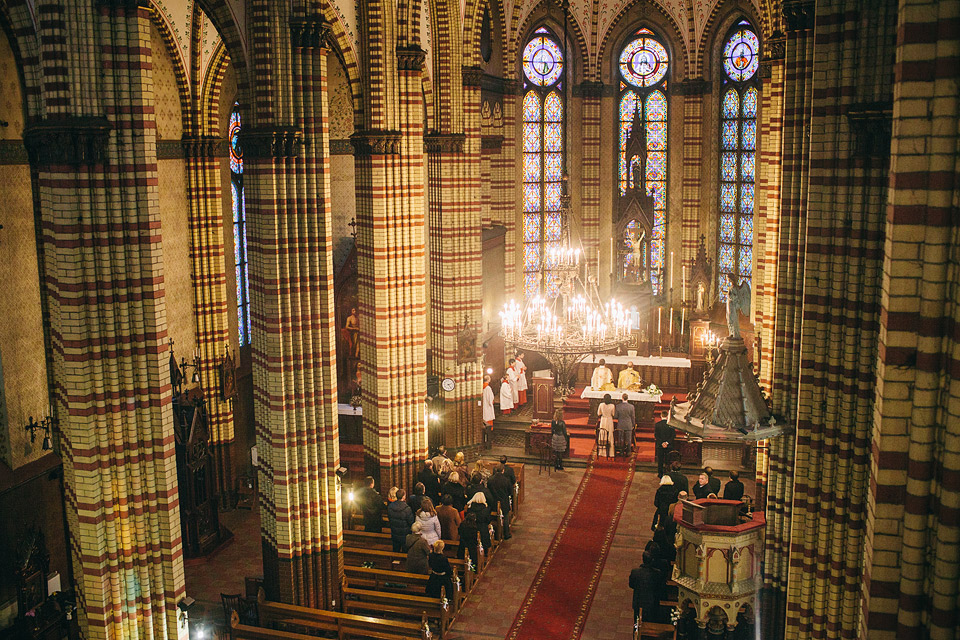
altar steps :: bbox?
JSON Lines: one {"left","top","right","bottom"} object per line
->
{"left": 559, "top": 387, "right": 687, "bottom": 461}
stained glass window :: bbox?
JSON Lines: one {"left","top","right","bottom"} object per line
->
{"left": 230, "top": 103, "right": 251, "bottom": 346}
{"left": 718, "top": 21, "right": 759, "bottom": 301}
{"left": 522, "top": 28, "right": 564, "bottom": 298}
{"left": 619, "top": 28, "right": 669, "bottom": 294}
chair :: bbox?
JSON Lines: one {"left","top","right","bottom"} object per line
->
{"left": 536, "top": 442, "right": 552, "bottom": 476}
{"left": 596, "top": 428, "right": 610, "bottom": 458}
{"left": 221, "top": 593, "right": 258, "bottom": 628}
{"left": 221, "top": 593, "right": 241, "bottom": 628}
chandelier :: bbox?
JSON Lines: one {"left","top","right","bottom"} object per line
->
{"left": 499, "top": 230, "right": 632, "bottom": 395}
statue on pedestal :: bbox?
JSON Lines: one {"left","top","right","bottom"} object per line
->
{"left": 726, "top": 277, "right": 751, "bottom": 339}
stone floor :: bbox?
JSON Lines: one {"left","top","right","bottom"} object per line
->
{"left": 183, "top": 460, "right": 755, "bottom": 640}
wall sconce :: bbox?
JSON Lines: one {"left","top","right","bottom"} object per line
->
{"left": 24, "top": 415, "right": 54, "bottom": 451}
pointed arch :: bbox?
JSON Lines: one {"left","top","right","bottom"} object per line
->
{"left": 145, "top": 5, "right": 193, "bottom": 135}
{"left": 596, "top": 0, "right": 688, "bottom": 81}
{"left": 514, "top": 0, "right": 589, "bottom": 84}
{"left": 0, "top": 0, "right": 42, "bottom": 118}
{"left": 695, "top": 0, "right": 763, "bottom": 78}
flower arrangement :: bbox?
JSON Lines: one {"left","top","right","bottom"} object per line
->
{"left": 646, "top": 383, "right": 662, "bottom": 396}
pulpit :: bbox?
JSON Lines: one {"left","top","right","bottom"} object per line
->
{"left": 532, "top": 369, "right": 554, "bottom": 419}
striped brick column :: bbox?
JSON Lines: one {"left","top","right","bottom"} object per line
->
{"left": 578, "top": 81, "right": 602, "bottom": 275}
{"left": 246, "top": 16, "right": 343, "bottom": 608}
{"left": 761, "top": 3, "right": 814, "bottom": 634}
{"left": 861, "top": 0, "right": 960, "bottom": 636}
{"left": 182, "top": 136, "right": 234, "bottom": 499}
{"left": 25, "top": 2, "right": 185, "bottom": 638}
{"left": 784, "top": 0, "right": 897, "bottom": 637}
{"left": 499, "top": 79, "right": 520, "bottom": 296}
{"left": 676, "top": 79, "right": 708, "bottom": 301}
{"left": 353, "top": 44, "right": 429, "bottom": 492}
{"left": 424, "top": 66, "right": 483, "bottom": 449}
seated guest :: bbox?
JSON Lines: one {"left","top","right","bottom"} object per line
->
{"left": 704, "top": 466, "right": 722, "bottom": 495}
{"left": 407, "top": 482, "right": 426, "bottom": 513}
{"left": 387, "top": 487, "right": 415, "bottom": 552}
{"left": 437, "top": 494, "right": 462, "bottom": 541}
{"left": 418, "top": 460, "right": 442, "bottom": 503}
{"left": 723, "top": 470, "right": 745, "bottom": 501}
{"left": 692, "top": 472, "right": 712, "bottom": 500}
{"left": 426, "top": 540, "right": 455, "bottom": 601}
{"left": 629, "top": 552, "right": 667, "bottom": 623}
{"left": 457, "top": 512, "right": 480, "bottom": 568}
{"left": 442, "top": 472, "right": 468, "bottom": 511}
{"left": 466, "top": 491, "right": 492, "bottom": 551}
{"left": 405, "top": 521, "right": 430, "bottom": 575}
{"left": 416, "top": 497, "right": 442, "bottom": 547}
{"left": 357, "top": 476, "right": 384, "bottom": 532}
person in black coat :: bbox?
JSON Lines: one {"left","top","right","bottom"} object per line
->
{"left": 652, "top": 525, "right": 676, "bottom": 564}
{"left": 652, "top": 475, "right": 679, "bottom": 532}
{"left": 466, "top": 491, "right": 492, "bottom": 551}
{"left": 407, "top": 482, "right": 425, "bottom": 513}
{"left": 357, "top": 476, "right": 384, "bottom": 532}
{"left": 441, "top": 472, "right": 468, "bottom": 511}
{"left": 457, "top": 511, "right": 480, "bottom": 569}
{"left": 722, "top": 470, "right": 745, "bottom": 501}
{"left": 692, "top": 472, "right": 713, "bottom": 500}
{"left": 467, "top": 473, "right": 495, "bottom": 507}
{"left": 654, "top": 412, "right": 677, "bottom": 477}
{"left": 386, "top": 487, "right": 415, "bottom": 551}
{"left": 488, "top": 464, "right": 513, "bottom": 539}
{"left": 499, "top": 456, "right": 517, "bottom": 487}
{"left": 425, "top": 541, "right": 455, "bottom": 601}
{"left": 418, "top": 460, "right": 442, "bottom": 503}
{"left": 667, "top": 460, "right": 689, "bottom": 495}
{"left": 629, "top": 552, "right": 666, "bottom": 623}
{"left": 704, "top": 466, "right": 722, "bottom": 496}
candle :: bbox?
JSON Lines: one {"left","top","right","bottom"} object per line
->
{"left": 610, "top": 238, "right": 614, "bottom": 275}
{"left": 658, "top": 306, "right": 662, "bottom": 334}
{"left": 682, "top": 265, "right": 687, "bottom": 302}
{"left": 670, "top": 252, "right": 674, "bottom": 290}
{"left": 681, "top": 307, "right": 686, "bottom": 336}
{"left": 670, "top": 307, "right": 674, "bottom": 334}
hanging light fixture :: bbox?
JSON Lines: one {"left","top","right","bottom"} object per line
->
{"left": 500, "top": 0, "right": 631, "bottom": 395}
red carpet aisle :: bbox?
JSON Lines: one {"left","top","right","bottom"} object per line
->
{"left": 506, "top": 457, "right": 635, "bottom": 640}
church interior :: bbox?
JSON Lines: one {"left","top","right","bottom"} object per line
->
{"left": 0, "top": 0, "right": 957, "bottom": 639}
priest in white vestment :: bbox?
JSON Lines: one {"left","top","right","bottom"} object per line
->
{"left": 590, "top": 358, "right": 614, "bottom": 391}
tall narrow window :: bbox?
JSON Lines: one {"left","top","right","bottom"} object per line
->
{"left": 618, "top": 28, "right": 669, "bottom": 295}
{"left": 521, "top": 28, "right": 564, "bottom": 299}
{"left": 230, "top": 103, "right": 251, "bottom": 346}
{"left": 718, "top": 22, "right": 759, "bottom": 301}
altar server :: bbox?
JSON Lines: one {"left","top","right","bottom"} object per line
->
{"left": 506, "top": 358, "right": 521, "bottom": 405}
{"left": 482, "top": 375, "right": 496, "bottom": 448}
{"left": 514, "top": 352, "right": 528, "bottom": 405}
{"left": 499, "top": 373, "right": 515, "bottom": 415}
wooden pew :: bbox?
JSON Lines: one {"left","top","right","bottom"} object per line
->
{"left": 341, "top": 580, "right": 451, "bottom": 638}
{"left": 633, "top": 608, "right": 676, "bottom": 640}
{"left": 343, "top": 529, "right": 488, "bottom": 574}
{"left": 343, "top": 565, "right": 465, "bottom": 611}
{"left": 234, "top": 604, "right": 429, "bottom": 640}
{"left": 342, "top": 546, "right": 479, "bottom": 592}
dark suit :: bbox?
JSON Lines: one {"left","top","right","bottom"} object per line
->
{"left": 654, "top": 420, "right": 676, "bottom": 476}
{"left": 707, "top": 476, "right": 721, "bottom": 496}
{"left": 722, "top": 478, "right": 745, "bottom": 501}
{"left": 629, "top": 565, "right": 665, "bottom": 622}
{"left": 668, "top": 470, "right": 688, "bottom": 495}
{"left": 358, "top": 486, "right": 384, "bottom": 532}
{"left": 418, "top": 468, "right": 442, "bottom": 503}
{"left": 488, "top": 470, "right": 513, "bottom": 538}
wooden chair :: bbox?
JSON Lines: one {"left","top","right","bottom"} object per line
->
{"left": 536, "top": 442, "right": 552, "bottom": 475}
{"left": 596, "top": 428, "right": 611, "bottom": 458}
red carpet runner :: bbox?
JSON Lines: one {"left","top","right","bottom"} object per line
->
{"left": 507, "top": 458, "right": 635, "bottom": 640}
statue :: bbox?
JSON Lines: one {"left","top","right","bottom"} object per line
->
{"left": 696, "top": 282, "right": 705, "bottom": 312}
{"left": 726, "top": 277, "right": 751, "bottom": 339}
{"left": 342, "top": 307, "right": 360, "bottom": 358}
{"left": 630, "top": 228, "right": 645, "bottom": 282}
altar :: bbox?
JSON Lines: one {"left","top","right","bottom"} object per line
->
{"left": 575, "top": 353, "right": 692, "bottom": 391}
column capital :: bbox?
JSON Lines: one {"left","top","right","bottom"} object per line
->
{"left": 241, "top": 128, "right": 303, "bottom": 159}
{"left": 350, "top": 129, "right": 402, "bottom": 156}
{"left": 424, "top": 132, "right": 465, "bottom": 154}
{"left": 481, "top": 135, "right": 504, "bottom": 151}
{"left": 397, "top": 46, "right": 427, "bottom": 71}
{"left": 500, "top": 78, "right": 521, "bottom": 95}
{"left": 181, "top": 135, "right": 225, "bottom": 158}
{"left": 783, "top": 0, "right": 815, "bottom": 31}
{"left": 674, "top": 78, "right": 712, "bottom": 95}
{"left": 462, "top": 66, "right": 484, "bottom": 88}
{"left": 24, "top": 116, "right": 111, "bottom": 166}
{"left": 290, "top": 16, "right": 332, "bottom": 48}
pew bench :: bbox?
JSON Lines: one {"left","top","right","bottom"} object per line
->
{"left": 343, "top": 529, "right": 488, "bottom": 573}
{"left": 341, "top": 582, "right": 452, "bottom": 638}
{"left": 633, "top": 608, "right": 676, "bottom": 640}
{"left": 343, "top": 565, "right": 465, "bottom": 610}
{"left": 235, "top": 604, "right": 429, "bottom": 640}
{"left": 342, "top": 546, "right": 476, "bottom": 593}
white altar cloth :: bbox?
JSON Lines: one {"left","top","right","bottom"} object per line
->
{"left": 581, "top": 388, "right": 662, "bottom": 403}
{"left": 582, "top": 353, "right": 691, "bottom": 368}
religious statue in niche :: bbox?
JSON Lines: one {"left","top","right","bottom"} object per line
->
{"left": 342, "top": 307, "right": 360, "bottom": 359}
{"left": 696, "top": 282, "right": 705, "bottom": 312}
{"left": 725, "top": 276, "right": 751, "bottom": 339}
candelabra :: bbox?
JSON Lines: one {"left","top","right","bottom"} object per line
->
{"left": 24, "top": 414, "right": 54, "bottom": 452}
{"left": 701, "top": 329, "right": 719, "bottom": 366}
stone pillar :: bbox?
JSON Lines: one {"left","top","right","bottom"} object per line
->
{"left": 861, "top": 0, "right": 960, "bottom": 637}
{"left": 424, "top": 66, "right": 483, "bottom": 449}
{"left": 676, "top": 79, "right": 709, "bottom": 302}
{"left": 353, "top": 44, "right": 429, "bottom": 492}
{"left": 499, "top": 79, "right": 520, "bottom": 296}
{"left": 578, "top": 81, "right": 603, "bottom": 277}
{"left": 25, "top": 2, "right": 185, "bottom": 638}
{"left": 248, "top": 17, "right": 343, "bottom": 608}
{"left": 183, "top": 135, "right": 235, "bottom": 499}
